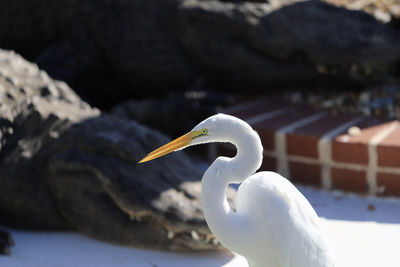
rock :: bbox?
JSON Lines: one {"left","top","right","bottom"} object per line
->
{"left": 0, "top": 0, "right": 196, "bottom": 108}
{"left": 45, "top": 116, "right": 215, "bottom": 251}
{"left": 323, "top": 0, "right": 400, "bottom": 23}
{"left": 2, "top": 0, "right": 400, "bottom": 107}
{"left": 177, "top": 0, "right": 400, "bottom": 90}
{"left": 0, "top": 226, "right": 14, "bottom": 255}
{"left": 0, "top": 49, "right": 233, "bottom": 252}
{"left": 0, "top": 49, "right": 98, "bottom": 232}
{"left": 111, "top": 90, "right": 233, "bottom": 138}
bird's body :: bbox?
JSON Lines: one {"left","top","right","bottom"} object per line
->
{"left": 235, "top": 172, "right": 333, "bottom": 267}
{"left": 140, "top": 114, "right": 334, "bottom": 267}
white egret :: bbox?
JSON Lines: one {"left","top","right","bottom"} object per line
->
{"left": 139, "top": 114, "right": 334, "bottom": 267}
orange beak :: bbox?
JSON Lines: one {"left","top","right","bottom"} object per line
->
{"left": 138, "top": 132, "right": 193, "bottom": 163}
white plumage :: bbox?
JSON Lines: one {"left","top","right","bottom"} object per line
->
{"left": 140, "top": 113, "right": 335, "bottom": 267}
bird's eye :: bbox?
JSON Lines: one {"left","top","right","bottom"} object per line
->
{"left": 192, "top": 128, "right": 208, "bottom": 139}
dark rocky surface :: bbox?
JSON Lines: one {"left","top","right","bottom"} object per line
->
{"left": 285, "top": 84, "right": 400, "bottom": 119}
{"left": 1, "top": 0, "right": 400, "bottom": 108}
{"left": 0, "top": 49, "right": 236, "bottom": 253}
{"left": 0, "top": 226, "right": 14, "bottom": 255}
{"left": 111, "top": 90, "right": 232, "bottom": 138}
{"left": 0, "top": 0, "right": 195, "bottom": 108}
{"left": 177, "top": 0, "right": 400, "bottom": 90}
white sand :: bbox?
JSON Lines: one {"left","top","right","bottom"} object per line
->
{"left": 1, "top": 185, "right": 400, "bottom": 267}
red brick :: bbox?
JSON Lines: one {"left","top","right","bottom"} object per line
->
{"left": 289, "top": 161, "right": 321, "bottom": 186}
{"left": 331, "top": 168, "right": 367, "bottom": 193}
{"left": 293, "top": 113, "right": 359, "bottom": 136}
{"left": 222, "top": 95, "right": 400, "bottom": 195}
{"left": 253, "top": 106, "right": 317, "bottom": 151}
{"left": 378, "top": 124, "right": 400, "bottom": 167}
{"left": 286, "top": 134, "right": 319, "bottom": 158}
{"left": 377, "top": 172, "right": 400, "bottom": 197}
{"left": 287, "top": 114, "right": 358, "bottom": 159}
{"left": 217, "top": 144, "right": 276, "bottom": 171}
{"left": 253, "top": 106, "right": 316, "bottom": 131}
{"left": 332, "top": 118, "right": 393, "bottom": 165}
{"left": 258, "top": 129, "right": 275, "bottom": 151}
{"left": 260, "top": 155, "right": 276, "bottom": 172}
{"left": 332, "top": 142, "right": 368, "bottom": 165}
{"left": 217, "top": 144, "right": 236, "bottom": 158}
{"left": 227, "top": 97, "right": 288, "bottom": 120}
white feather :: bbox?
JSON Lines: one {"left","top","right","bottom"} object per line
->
{"left": 192, "top": 114, "right": 334, "bottom": 267}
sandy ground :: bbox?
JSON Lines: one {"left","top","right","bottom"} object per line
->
{"left": 1, "top": 185, "right": 400, "bottom": 267}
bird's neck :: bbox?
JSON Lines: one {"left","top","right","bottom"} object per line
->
{"left": 201, "top": 126, "right": 263, "bottom": 253}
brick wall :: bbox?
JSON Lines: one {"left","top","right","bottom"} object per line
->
{"left": 215, "top": 97, "right": 400, "bottom": 197}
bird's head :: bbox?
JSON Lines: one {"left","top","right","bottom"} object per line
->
{"left": 138, "top": 113, "right": 234, "bottom": 163}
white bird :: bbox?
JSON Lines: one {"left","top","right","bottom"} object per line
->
{"left": 139, "top": 114, "right": 334, "bottom": 267}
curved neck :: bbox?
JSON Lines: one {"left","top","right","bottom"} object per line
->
{"left": 201, "top": 126, "right": 262, "bottom": 253}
